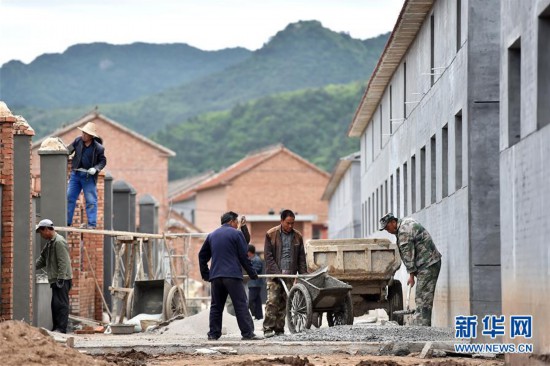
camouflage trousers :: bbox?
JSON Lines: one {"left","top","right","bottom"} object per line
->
{"left": 263, "top": 278, "right": 293, "bottom": 333}
{"left": 412, "top": 260, "right": 441, "bottom": 326}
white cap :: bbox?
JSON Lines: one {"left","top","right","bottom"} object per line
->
{"left": 35, "top": 219, "right": 54, "bottom": 232}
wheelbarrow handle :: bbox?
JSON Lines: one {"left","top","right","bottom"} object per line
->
{"left": 243, "top": 266, "right": 328, "bottom": 279}
{"left": 244, "top": 274, "right": 312, "bottom": 279}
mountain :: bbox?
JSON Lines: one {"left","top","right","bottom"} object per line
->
{"left": 0, "top": 42, "right": 251, "bottom": 108}
{"left": 102, "top": 21, "right": 387, "bottom": 135}
{"left": 4, "top": 21, "right": 388, "bottom": 137}
{"left": 151, "top": 82, "right": 364, "bottom": 179}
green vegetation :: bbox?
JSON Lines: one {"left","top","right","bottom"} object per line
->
{"left": 152, "top": 82, "right": 364, "bottom": 179}
{"left": 1, "top": 21, "right": 389, "bottom": 179}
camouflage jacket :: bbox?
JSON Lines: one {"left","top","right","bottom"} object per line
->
{"left": 395, "top": 218, "right": 441, "bottom": 274}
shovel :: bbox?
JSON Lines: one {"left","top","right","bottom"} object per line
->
{"left": 393, "top": 284, "right": 415, "bottom": 316}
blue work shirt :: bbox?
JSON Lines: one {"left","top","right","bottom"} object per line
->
{"left": 198, "top": 224, "right": 257, "bottom": 281}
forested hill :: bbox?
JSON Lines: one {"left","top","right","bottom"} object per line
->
{"left": 151, "top": 82, "right": 364, "bottom": 179}
{"left": 2, "top": 21, "right": 389, "bottom": 179}
{"left": 0, "top": 43, "right": 251, "bottom": 108}
{"left": 3, "top": 21, "right": 388, "bottom": 138}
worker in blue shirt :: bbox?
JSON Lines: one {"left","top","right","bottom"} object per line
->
{"left": 199, "top": 211, "right": 261, "bottom": 340}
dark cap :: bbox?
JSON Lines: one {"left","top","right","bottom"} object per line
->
{"left": 379, "top": 213, "right": 396, "bottom": 231}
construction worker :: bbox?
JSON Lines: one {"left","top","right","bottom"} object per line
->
{"left": 263, "top": 209, "right": 307, "bottom": 338}
{"left": 198, "top": 211, "right": 261, "bottom": 340}
{"left": 247, "top": 244, "right": 265, "bottom": 320}
{"left": 66, "top": 122, "right": 107, "bottom": 229}
{"left": 379, "top": 213, "right": 442, "bottom": 326}
{"left": 35, "top": 219, "right": 73, "bottom": 333}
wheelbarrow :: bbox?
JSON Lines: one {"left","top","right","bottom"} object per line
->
{"left": 252, "top": 267, "right": 354, "bottom": 334}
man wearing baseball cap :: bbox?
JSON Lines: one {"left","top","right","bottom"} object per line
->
{"left": 379, "top": 213, "right": 441, "bottom": 326}
{"left": 35, "top": 219, "right": 73, "bottom": 333}
{"left": 66, "top": 121, "right": 107, "bottom": 229}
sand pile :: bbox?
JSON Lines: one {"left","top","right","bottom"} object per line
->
{"left": 159, "top": 308, "right": 241, "bottom": 336}
{"left": 0, "top": 320, "right": 113, "bottom": 366}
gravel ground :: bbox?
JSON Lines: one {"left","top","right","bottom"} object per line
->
{"left": 275, "top": 324, "right": 455, "bottom": 343}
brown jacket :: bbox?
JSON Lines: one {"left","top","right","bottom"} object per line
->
{"left": 264, "top": 225, "right": 307, "bottom": 275}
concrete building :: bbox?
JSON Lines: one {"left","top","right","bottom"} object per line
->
{"left": 322, "top": 152, "right": 362, "bottom": 239}
{"left": 31, "top": 111, "right": 175, "bottom": 231}
{"left": 499, "top": 1, "right": 550, "bottom": 363}
{"left": 348, "top": 0, "right": 501, "bottom": 328}
{"left": 193, "top": 144, "right": 329, "bottom": 245}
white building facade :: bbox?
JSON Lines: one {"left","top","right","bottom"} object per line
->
{"left": 322, "top": 153, "right": 362, "bottom": 239}
{"left": 499, "top": 0, "right": 550, "bottom": 363}
{"left": 349, "top": 0, "right": 501, "bottom": 328}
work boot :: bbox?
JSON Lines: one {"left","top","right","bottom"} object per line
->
{"left": 264, "top": 330, "right": 275, "bottom": 338}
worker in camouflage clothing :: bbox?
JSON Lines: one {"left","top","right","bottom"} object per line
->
{"left": 379, "top": 213, "right": 442, "bottom": 326}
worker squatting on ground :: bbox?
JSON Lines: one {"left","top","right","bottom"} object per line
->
{"left": 198, "top": 211, "right": 261, "bottom": 340}
{"left": 66, "top": 122, "right": 107, "bottom": 229}
{"left": 263, "top": 209, "right": 308, "bottom": 338}
{"left": 35, "top": 219, "right": 73, "bottom": 333}
{"left": 379, "top": 213, "right": 442, "bottom": 326}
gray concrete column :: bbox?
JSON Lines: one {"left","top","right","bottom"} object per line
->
{"left": 112, "top": 180, "right": 135, "bottom": 231}
{"left": 138, "top": 194, "right": 158, "bottom": 280}
{"left": 37, "top": 137, "right": 69, "bottom": 330}
{"left": 37, "top": 137, "right": 69, "bottom": 228}
{"left": 103, "top": 171, "right": 114, "bottom": 307}
{"left": 138, "top": 194, "right": 158, "bottom": 234}
{"left": 129, "top": 188, "right": 136, "bottom": 232}
{"left": 13, "top": 118, "right": 33, "bottom": 322}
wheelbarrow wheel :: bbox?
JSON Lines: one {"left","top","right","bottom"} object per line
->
{"left": 286, "top": 283, "right": 313, "bottom": 333}
{"left": 126, "top": 289, "right": 134, "bottom": 319}
{"left": 165, "top": 285, "right": 187, "bottom": 319}
{"left": 387, "top": 280, "right": 404, "bottom": 325}
{"left": 327, "top": 292, "right": 354, "bottom": 326}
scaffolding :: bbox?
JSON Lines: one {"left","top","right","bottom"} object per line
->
{"left": 54, "top": 226, "right": 208, "bottom": 321}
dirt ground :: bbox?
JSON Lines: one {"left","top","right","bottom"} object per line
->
{"left": 95, "top": 350, "right": 505, "bottom": 366}
{"left": 0, "top": 320, "right": 505, "bottom": 366}
{"left": 0, "top": 320, "right": 110, "bottom": 366}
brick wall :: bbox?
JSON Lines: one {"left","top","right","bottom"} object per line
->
{"left": 0, "top": 105, "right": 35, "bottom": 320}
{"left": 0, "top": 107, "right": 16, "bottom": 319}
{"left": 66, "top": 173, "right": 105, "bottom": 321}
{"left": 196, "top": 150, "right": 329, "bottom": 237}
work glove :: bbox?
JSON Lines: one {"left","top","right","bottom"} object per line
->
{"left": 249, "top": 272, "right": 259, "bottom": 280}
{"left": 56, "top": 279, "right": 64, "bottom": 288}
{"left": 87, "top": 167, "right": 97, "bottom": 175}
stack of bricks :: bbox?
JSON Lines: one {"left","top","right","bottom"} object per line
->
{"left": 0, "top": 102, "right": 16, "bottom": 319}
{"left": 66, "top": 165, "right": 106, "bottom": 321}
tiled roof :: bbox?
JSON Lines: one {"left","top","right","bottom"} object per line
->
{"left": 196, "top": 144, "right": 329, "bottom": 192}
{"left": 32, "top": 110, "right": 176, "bottom": 156}
{"left": 321, "top": 152, "right": 360, "bottom": 200}
{"left": 167, "top": 209, "right": 203, "bottom": 233}
{"left": 348, "top": 0, "right": 435, "bottom": 137}
{"left": 168, "top": 170, "right": 215, "bottom": 201}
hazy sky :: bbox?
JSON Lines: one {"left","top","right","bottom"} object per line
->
{"left": 0, "top": 0, "right": 404, "bottom": 66}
